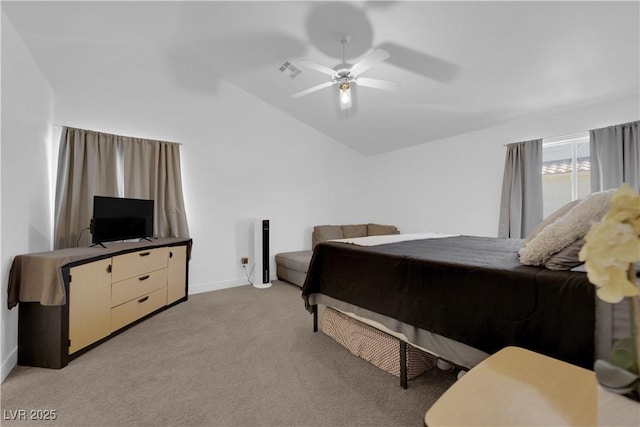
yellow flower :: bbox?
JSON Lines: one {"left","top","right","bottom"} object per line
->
{"left": 609, "top": 183, "right": 640, "bottom": 216}
{"left": 606, "top": 183, "right": 640, "bottom": 232}
{"left": 580, "top": 184, "right": 640, "bottom": 304}
{"left": 591, "top": 266, "right": 639, "bottom": 303}
{"left": 580, "top": 220, "right": 640, "bottom": 265}
{"left": 606, "top": 210, "right": 640, "bottom": 235}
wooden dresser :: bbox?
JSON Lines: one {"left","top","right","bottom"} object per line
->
{"left": 12, "top": 238, "right": 191, "bottom": 369}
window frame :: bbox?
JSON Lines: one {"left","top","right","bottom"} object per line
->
{"left": 542, "top": 131, "right": 590, "bottom": 201}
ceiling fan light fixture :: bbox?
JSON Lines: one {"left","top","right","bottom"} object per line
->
{"left": 339, "top": 81, "right": 352, "bottom": 110}
{"left": 292, "top": 39, "right": 395, "bottom": 113}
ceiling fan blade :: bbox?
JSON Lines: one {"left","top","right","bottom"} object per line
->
{"left": 379, "top": 42, "right": 459, "bottom": 83}
{"left": 292, "top": 81, "right": 336, "bottom": 98}
{"left": 296, "top": 59, "right": 337, "bottom": 77}
{"left": 356, "top": 77, "right": 399, "bottom": 91}
{"left": 350, "top": 48, "right": 390, "bottom": 75}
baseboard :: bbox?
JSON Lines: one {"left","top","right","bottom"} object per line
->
{"left": 189, "top": 278, "right": 248, "bottom": 295}
{"left": 1, "top": 346, "right": 17, "bottom": 383}
{"left": 189, "top": 273, "right": 278, "bottom": 295}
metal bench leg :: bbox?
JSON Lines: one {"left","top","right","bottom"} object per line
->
{"left": 313, "top": 304, "right": 318, "bottom": 332}
{"left": 400, "top": 340, "right": 407, "bottom": 389}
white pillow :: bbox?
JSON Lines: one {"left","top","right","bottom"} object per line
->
{"left": 519, "top": 189, "right": 615, "bottom": 266}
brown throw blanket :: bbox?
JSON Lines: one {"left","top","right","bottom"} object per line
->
{"left": 7, "top": 238, "right": 192, "bottom": 309}
{"left": 302, "top": 236, "right": 595, "bottom": 368}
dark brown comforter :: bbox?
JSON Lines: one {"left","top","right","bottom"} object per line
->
{"left": 301, "top": 236, "right": 595, "bottom": 368}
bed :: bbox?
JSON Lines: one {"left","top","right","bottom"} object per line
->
{"left": 301, "top": 233, "right": 627, "bottom": 371}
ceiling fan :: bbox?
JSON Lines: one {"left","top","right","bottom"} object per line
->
{"left": 292, "top": 38, "right": 399, "bottom": 110}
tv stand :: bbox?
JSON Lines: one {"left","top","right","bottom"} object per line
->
{"left": 13, "top": 238, "right": 191, "bottom": 369}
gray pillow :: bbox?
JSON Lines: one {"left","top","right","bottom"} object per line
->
{"left": 524, "top": 199, "right": 580, "bottom": 245}
{"left": 341, "top": 224, "right": 367, "bottom": 239}
{"left": 544, "top": 239, "right": 585, "bottom": 270}
{"left": 367, "top": 223, "right": 400, "bottom": 236}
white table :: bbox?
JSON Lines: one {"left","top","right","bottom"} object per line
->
{"left": 425, "top": 346, "right": 639, "bottom": 426}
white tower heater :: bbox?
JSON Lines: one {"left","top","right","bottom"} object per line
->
{"left": 253, "top": 219, "right": 272, "bottom": 289}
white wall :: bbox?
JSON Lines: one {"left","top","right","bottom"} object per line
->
{"left": 363, "top": 94, "right": 640, "bottom": 237}
{"left": 54, "top": 70, "right": 366, "bottom": 294}
{"left": 1, "top": 11, "right": 54, "bottom": 381}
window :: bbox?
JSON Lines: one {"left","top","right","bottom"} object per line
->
{"left": 54, "top": 127, "right": 190, "bottom": 248}
{"left": 542, "top": 132, "right": 590, "bottom": 218}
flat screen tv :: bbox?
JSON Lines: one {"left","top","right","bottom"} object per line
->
{"left": 91, "top": 196, "right": 154, "bottom": 245}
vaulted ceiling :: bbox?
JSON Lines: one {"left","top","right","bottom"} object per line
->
{"left": 3, "top": 1, "right": 639, "bottom": 155}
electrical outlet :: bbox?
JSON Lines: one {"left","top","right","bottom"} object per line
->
{"left": 241, "top": 257, "right": 249, "bottom": 265}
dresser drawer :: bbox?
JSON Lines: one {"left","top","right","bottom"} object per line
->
{"left": 111, "top": 247, "right": 169, "bottom": 282}
{"left": 111, "top": 268, "right": 167, "bottom": 308}
{"left": 110, "top": 287, "right": 167, "bottom": 332}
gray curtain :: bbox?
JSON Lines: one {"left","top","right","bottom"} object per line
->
{"left": 54, "top": 128, "right": 121, "bottom": 248}
{"left": 498, "top": 139, "right": 543, "bottom": 238}
{"left": 590, "top": 120, "right": 639, "bottom": 192}
{"left": 589, "top": 121, "right": 637, "bottom": 360}
{"left": 54, "top": 127, "right": 189, "bottom": 249}
{"left": 122, "top": 138, "right": 190, "bottom": 239}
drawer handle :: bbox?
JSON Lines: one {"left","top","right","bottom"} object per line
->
{"left": 138, "top": 296, "right": 149, "bottom": 303}
{"left": 138, "top": 275, "right": 150, "bottom": 281}
{"left": 139, "top": 252, "right": 151, "bottom": 257}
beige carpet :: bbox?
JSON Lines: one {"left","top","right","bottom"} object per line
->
{"left": 1, "top": 281, "right": 456, "bottom": 426}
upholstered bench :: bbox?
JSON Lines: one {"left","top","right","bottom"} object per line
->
{"left": 276, "top": 223, "right": 399, "bottom": 287}
{"left": 275, "top": 250, "right": 312, "bottom": 287}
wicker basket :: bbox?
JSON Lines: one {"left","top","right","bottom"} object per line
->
{"left": 321, "top": 307, "right": 435, "bottom": 379}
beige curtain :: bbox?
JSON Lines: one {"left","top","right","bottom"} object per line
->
{"left": 54, "top": 128, "right": 121, "bottom": 248}
{"left": 54, "top": 127, "right": 189, "bottom": 249}
{"left": 122, "top": 138, "right": 190, "bottom": 239}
